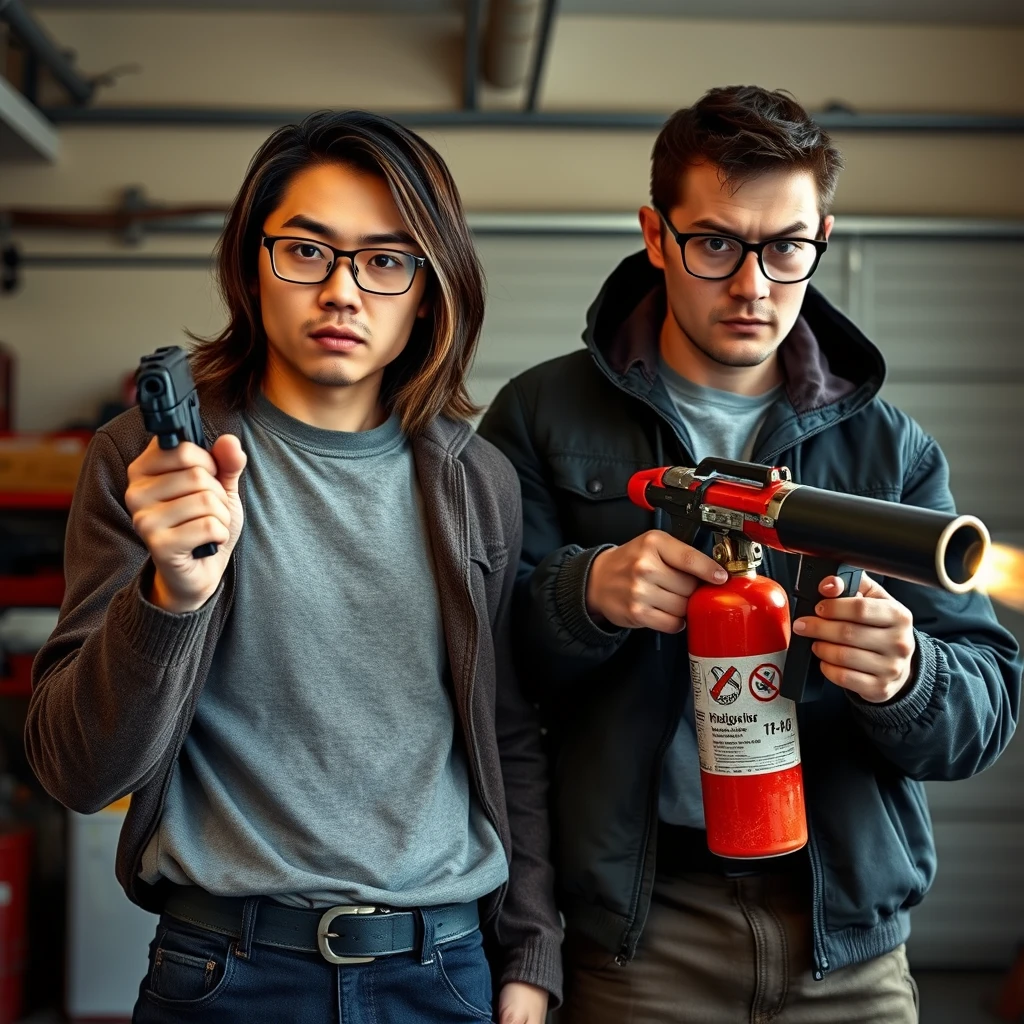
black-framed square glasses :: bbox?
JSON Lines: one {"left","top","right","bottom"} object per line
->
{"left": 261, "top": 236, "right": 428, "bottom": 295}
{"left": 655, "top": 205, "right": 828, "bottom": 284}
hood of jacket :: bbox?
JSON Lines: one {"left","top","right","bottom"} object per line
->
{"left": 581, "top": 249, "right": 887, "bottom": 428}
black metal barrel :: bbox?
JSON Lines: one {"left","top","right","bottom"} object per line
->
{"left": 773, "top": 486, "right": 988, "bottom": 593}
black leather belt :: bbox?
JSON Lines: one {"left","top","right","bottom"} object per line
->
{"left": 163, "top": 886, "right": 480, "bottom": 964}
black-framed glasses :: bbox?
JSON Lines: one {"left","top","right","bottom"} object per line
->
{"left": 261, "top": 236, "right": 428, "bottom": 295}
{"left": 655, "top": 205, "right": 828, "bottom": 284}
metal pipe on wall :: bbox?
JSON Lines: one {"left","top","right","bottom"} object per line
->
{"left": 0, "top": 0, "right": 93, "bottom": 105}
{"left": 483, "top": 0, "right": 544, "bottom": 90}
{"left": 12, "top": 214, "right": 1024, "bottom": 240}
{"left": 38, "top": 106, "right": 1024, "bottom": 132}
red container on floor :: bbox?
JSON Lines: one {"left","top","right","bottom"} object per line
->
{"left": 0, "top": 826, "right": 33, "bottom": 1024}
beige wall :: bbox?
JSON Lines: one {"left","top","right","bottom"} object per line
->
{"left": 3, "top": 9, "right": 1024, "bottom": 430}
{"left": 1, "top": 10, "right": 1022, "bottom": 215}
{"left": 2, "top": 261, "right": 224, "bottom": 432}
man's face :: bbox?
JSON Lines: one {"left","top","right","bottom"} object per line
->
{"left": 258, "top": 161, "right": 429, "bottom": 401}
{"left": 641, "top": 162, "right": 833, "bottom": 370}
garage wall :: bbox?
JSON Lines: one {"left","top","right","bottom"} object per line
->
{"left": 5, "top": 7, "right": 1023, "bottom": 428}
{"left": 1, "top": 9, "right": 1023, "bottom": 215}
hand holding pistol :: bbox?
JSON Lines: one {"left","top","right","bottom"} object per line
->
{"left": 127, "top": 346, "right": 246, "bottom": 613}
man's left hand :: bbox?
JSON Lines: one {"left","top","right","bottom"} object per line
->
{"left": 498, "top": 981, "right": 549, "bottom": 1024}
{"left": 793, "top": 573, "right": 916, "bottom": 704}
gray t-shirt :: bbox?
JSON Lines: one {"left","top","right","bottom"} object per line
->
{"left": 657, "top": 359, "right": 783, "bottom": 828}
{"left": 141, "top": 394, "right": 508, "bottom": 907}
{"left": 658, "top": 358, "right": 783, "bottom": 466}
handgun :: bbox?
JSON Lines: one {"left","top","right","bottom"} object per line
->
{"left": 135, "top": 345, "right": 217, "bottom": 559}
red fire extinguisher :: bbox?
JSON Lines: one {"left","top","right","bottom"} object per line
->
{"left": 687, "top": 533, "right": 807, "bottom": 858}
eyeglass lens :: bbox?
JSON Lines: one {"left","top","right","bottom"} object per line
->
{"left": 271, "top": 239, "right": 418, "bottom": 293}
{"left": 683, "top": 236, "right": 819, "bottom": 282}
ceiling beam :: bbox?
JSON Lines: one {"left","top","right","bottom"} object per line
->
{"left": 0, "top": 0, "right": 93, "bottom": 105}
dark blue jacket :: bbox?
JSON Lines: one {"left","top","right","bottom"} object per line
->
{"left": 477, "top": 250, "right": 1021, "bottom": 977}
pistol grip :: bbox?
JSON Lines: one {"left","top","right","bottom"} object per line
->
{"left": 155, "top": 430, "right": 217, "bottom": 558}
{"left": 667, "top": 515, "right": 701, "bottom": 546}
{"left": 152, "top": 429, "right": 217, "bottom": 557}
{"left": 782, "top": 595, "right": 824, "bottom": 703}
{"left": 780, "top": 557, "right": 863, "bottom": 703}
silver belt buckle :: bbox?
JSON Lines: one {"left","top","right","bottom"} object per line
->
{"left": 317, "top": 905, "right": 377, "bottom": 964}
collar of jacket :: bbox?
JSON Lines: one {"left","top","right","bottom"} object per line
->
{"left": 582, "top": 250, "right": 887, "bottom": 421}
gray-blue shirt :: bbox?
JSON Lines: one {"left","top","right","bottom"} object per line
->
{"left": 141, "top": 394, "right": 508, "bottom": 907}
{"left": 657, "top": 359, "right": 783, "bottom": 828}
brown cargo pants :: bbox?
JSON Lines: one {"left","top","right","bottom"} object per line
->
{"left": 558, "top": 871, "right": 919, "bottom": 1024}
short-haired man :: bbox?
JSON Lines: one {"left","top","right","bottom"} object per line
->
{"left": 478, "top": 86, "right": 1020, "bottom": 1022}
{"left": 28, "top": 111, "right": 559, "bottom": 1024}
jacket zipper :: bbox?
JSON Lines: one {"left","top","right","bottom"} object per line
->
{"left": 754, "top": 418, "right": 846, "bottom": 467}
{"left": 806, "top": 823, "right": 830, "bottom": 978}
{"left": 758, "top": 522, "right": 830, "bottom": 977}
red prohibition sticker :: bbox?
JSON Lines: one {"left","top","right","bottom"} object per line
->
{"left": 709, "top": 665, "right": 741, "bottom": 705}
{"left": 749, "top": 663, "right": 782, "bottom": 702}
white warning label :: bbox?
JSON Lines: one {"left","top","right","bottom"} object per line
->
{"left": 691, "top": 649, "right": 801, "bottom": 777}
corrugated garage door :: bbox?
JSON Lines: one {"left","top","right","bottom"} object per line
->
{"left": 470, "top": 220, "right": 1024, "bottom": 969}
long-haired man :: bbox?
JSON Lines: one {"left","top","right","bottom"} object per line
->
{"left": 28, "top": 110, "right": 560, "bottom": 1024}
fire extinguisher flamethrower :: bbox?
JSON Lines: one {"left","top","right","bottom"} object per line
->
{"left": 629, "top": 457, "right": 990, "bottom": 704}
{"left": 627, "top": 457, "right": 990, "bottom": 859}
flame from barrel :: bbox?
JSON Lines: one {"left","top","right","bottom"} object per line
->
{"left": 975, "top": 544, "right": 1024, "bottom": 613}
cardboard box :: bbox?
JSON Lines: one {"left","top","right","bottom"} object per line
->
{"left": 0, "top": 436, "right": 88, "bottom": 494}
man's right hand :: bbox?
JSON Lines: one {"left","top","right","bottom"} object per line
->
{"left": 125, "top": 434, "right": 247, "bottom": 614}
{"left": 585, "top": 530, "right": 728, "bottom": 633}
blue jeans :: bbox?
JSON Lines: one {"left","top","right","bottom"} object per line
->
{"left": 132, "top": 908, "right": 495, "bottom": 1023}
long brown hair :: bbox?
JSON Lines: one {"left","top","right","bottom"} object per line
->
{"left": 651, "top": 86, "right": 844, "bottom": 219}
{"left": 191, "top": 110, "right": 483, "bottom": 435}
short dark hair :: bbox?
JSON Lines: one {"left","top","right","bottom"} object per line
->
{"left": 651, "top": 86, "right": 844, "bottom": 218}
{"left": 191, "top": 110, "right": 483, "bottom": 436}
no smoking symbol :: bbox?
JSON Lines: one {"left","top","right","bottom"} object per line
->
{"left": 749, "top": 663, "right": 782, "bottom": 702}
